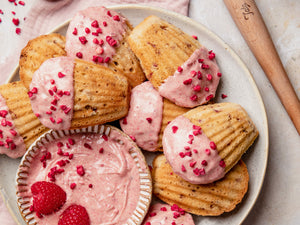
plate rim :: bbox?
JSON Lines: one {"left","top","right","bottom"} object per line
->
{"left": 3, "top": 4, "right": 269, "bottom": 225}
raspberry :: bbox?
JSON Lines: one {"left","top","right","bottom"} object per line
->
{"left": 31, "top": 181, "right": 66, "bottom": 215}
{"left": 58, "top": 204, "right": 90, "bottom": 225}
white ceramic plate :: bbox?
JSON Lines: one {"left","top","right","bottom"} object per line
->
{"left": 0, "top": 5, "right": 268, "bottom": 225}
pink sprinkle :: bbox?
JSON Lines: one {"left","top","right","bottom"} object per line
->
{"left": 185, "top": 151, "right": 192, "bottom": 157}
{"left": 64, "top": 91, "right": 70, "bottom": 96}
{"left": 56, "top": 118, "right": 63, "bottom": 124}
{"left": 113, "top": 15, "right": 120, "bottom": 21}
{"left": 11, "top": 11, "right": 16, "bottom": 15}
{"left": 48, "top": 89, "right": 54, "bottom": 96}
{"left": 107, "top": 11, "right": 112, "bottom": 17}
{"left": 160, "top": 207, "right": 167, "bottom": 211}
{"left": 57, "top": 142, "right": 63, "bottom": 147}
{"left": 172, "top": 126, "right": 178, "bottom": 133}
{"left": 183, "top": 79, "right": 192, "bottom": 85}
{"left": 198, "top": 59, "right": 204, "bottom": 63}
{"left": 201, "top": 64, "right": 209, "bottom": 69}
{"left": 122, "top": 117, "right": 127, "bottom": 125}
{"left": 102, "top": 134, "right": 108, "bottom": 141}
{"left": 104, "top": 57, "right": 110, "bottom": 63}
{"left": 219, "top": 160, "right": 226, "bottom": 168}
{"left": 210, "top": 141, "right": 217, "bottom": 150}
{"left": 69, "top": 154, "right": 73, "bottom": 160}
{"left": 35, "top": 113, "right": 40, "bottom": 117}
{"left": 193, "top": 85, "right": 201, "bottom": 92}
{"left": 58, "top": 72, "right": 66, "bottom": 78}
{"left": 92, "top": 32, "right": 98, "bottom": 36}
{"left": 89, "top": 184, "right": 93, "bottom": 188}
{"left": 217, "top": 72, "right": 222, "bottom": 77}
{"left": 204, "top": 87, "right": 209, "bottom": 92}
{"left": 51, "top": 99, "right": 57, "bottom": 105}
{"left": 93, "top": 38, "right": 99, "bottom": 44}
{"left": 72, "top": 28, "right": 77, "bottom": 35}
{"left": 192, "top": 35, "right": 198, "bottom": 40}
{"left": 171, "top": 204, "right": 179, "bottom": 211}
{"left": 27, "top": 91, "right": 33, "bottom": 98}
{"left": 50, "top": 79, "right": 55, "bottom": 84}
{"left": 206, "top": 94, "right": 214, "bottom": 101}
{"left": 99, "top": 148, "right": 104, "bottom": 153}
{"left": 0, "top": 110, "right": 8, "bottom": 118}
{"left": 149, "top": 212, "right": 156, "bottom": 217}
{"left": 49, "top": 117, "right": 55, "bottom": 123}
{"left": 184, "top": 146, "right": 190, "bottom": 150}
{"left": 201, "top": 160, "right": 208, "bottom": 166}
{"left": 46, "top": 111, "right": 52, "bottom": 115}
{"left": 68, "top": 138, "right": 75, "bottom": 145}
{"left": 190, "top": 161, "right": 196, "bottom": 168}
{"left": 76, "top": 165, "right": 85, "bottom": 176}
{"left": 12, "top": 18, "right": 19, "bottom": 26}
{"left": 190, "top": 70, "right": 197, "bottom": 77}
{"left": 103, "top": 21, "right": 107, "bottom": 26}
{"left": 84, "top": 143, "right": 92, "bottom": 149}
{"left": 205, "top": 149, "right": 211, "bottom": 155}
{"left": 99, "top": 39, "right": 104, "bottom": 45}
{"left": 0, "top": 10, "right": 3, "bottom": 15}
{"left": 52, "top": 86, "right": 57, "bottom": 93}
{"left": 91, "top": 20, "right": 99, "bottom": 28}
{"left": 79, "top": 36, "right": 88, "bottom": 44}
{"left": 207, "top": 74, "right": 212, "bottom": 81}
{"left": 9, "top": 129, "right": 17, "bottom": 136}
{"left": 70, "top": 183, "right": 76, "bottom": 189}
{"left": 190, "top": 95, "right": 198, "bottom": 101}
{"left": 60, "top": 105, "right": 67, "bottom": 111}
{"left": 85, "top": 27, "right": 90, "bottom": 34}
{"left": 96, "top": 28, "right": 102, "bottom": 34}
{"left": 145, "top": 222, "right": 151, "bottom": 225}
{"left": 197, "top": 71, "right": 202, "bottom": 79}
{"left": 181, "top": 165, "right": 186, "bottom": 172}
{"left": 57, "top": 148, "right": 63, "bottom": 155}
{"left": 6, "top": 120, "right": 12, "bottom": 127}
{"left": 0, "top": 18, "right": 2, "bottom": 23}
{"left": 173, "top": 212, "right": 180, "bottom": 219}
{"left": 130, "top": 135, "right": 136, "bottom": 141}
{"left": 208, "top": 52, "right": 216, "bottom": 60}
{"left": 221, "top": 94, "right": 227, "bottom": 99}
{"left": 177, "top": 66, "right": 183, "bottom": 72}
{"left": 179, "top": 152, "right": 185, "bottom": 158}
{"left": 64, "top": 107, "right": 71, "bottom": 115}
{"left": 76, "top": 52, "right": 83, "bottom": 58}
{"left": 146, "top": 117, "right": 152, "bottom": 123}
{"left": 188, "top": 134, "right": 194, "bottom": 140}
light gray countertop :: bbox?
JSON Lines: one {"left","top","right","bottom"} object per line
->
{"left": 0, "top": 0, "right": 299, "bottom": 224}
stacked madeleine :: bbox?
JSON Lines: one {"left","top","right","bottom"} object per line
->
{"left": 1, "top": 6, "right": 260, "bottom": 225}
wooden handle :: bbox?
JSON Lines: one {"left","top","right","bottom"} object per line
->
{"left": 224, "top": 0, "right": 300, "bottom": 135}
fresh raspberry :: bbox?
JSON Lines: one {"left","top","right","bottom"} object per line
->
{"left": 58, "top": 204, "right": 90, "bottom": 225}
{"left": 31, "top": 181, "right": 66, "bottom": 215}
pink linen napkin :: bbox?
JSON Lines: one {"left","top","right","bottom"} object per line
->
{"left": 0, "top": 0, "right": 189, "bottom": 85}
{"left": 0, "top": 0, "right": 189, "bottom": 224}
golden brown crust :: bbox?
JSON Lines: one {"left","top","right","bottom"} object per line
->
{"left": 0, "top": 81, "right": 49, "bottom": 149}
{"left": 156, "top": 98, "right": 189, "bottom": 151}
{"left": 152, "top": 154, "right": 249, "bottom": 216}
{"left": 19, "top": 33, "right": 66, "bottom": 89}
{"left": 109, "top": 21, "right": 146, "bottom": 87}
{"left": 128, "top": 15, "right": 201, "bottom": 89}
{"left": 71, "top": 59, "right": 130, "bottom": 129}
{"left": 184, "top": 102, "right": 259, "bottom": 173}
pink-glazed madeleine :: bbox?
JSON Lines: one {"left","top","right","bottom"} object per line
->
{"left": 0, "top": 93, "right": 26, "bottom": 158}
{"left": 29, "top": 56, "right": 74, "bottom": 130}
{"left": 142, "top": 203, "right": 195, "bottom": 225}
{"left": 120, "top": 81, "right": 163, "bottom": 151}
{"left": 65, "top": 6, "right": 128, "bottom": 65}
{"left": 163, "top": 115, "right": 225, "bottom": 184}
{"left": 158, "top": 47, "right": 221, "bottom": 108}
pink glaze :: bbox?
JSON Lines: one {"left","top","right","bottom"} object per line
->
{"left": 22, "top": 129, "right": 147, "bottom": 225}
{"left": 158, "top": 47, "right": 221, "bottom": 108}
{"left": 163, "top": 115, "right": 225, "bottom": 184}
{"left": 120, "top": 82, "right": 163, "bottom": 151}
{"left": 66, "top": 6, "right": 128, "bottom": 65}
{"left": 0, "top": 94, "right": 25, "bottom": 158}
{"left": 29, "top": 57, "right": 74, "bottom": 130}
{"left": 142, "top": 203, "right": 194, "bottom": 225}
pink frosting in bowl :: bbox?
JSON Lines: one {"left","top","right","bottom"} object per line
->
{"left": 16, "top": 125, "right": 152, "bottom": 225}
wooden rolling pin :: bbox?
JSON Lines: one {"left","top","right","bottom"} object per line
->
{"left": 224, "top": 0, "right": 300, "bottom": 135}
